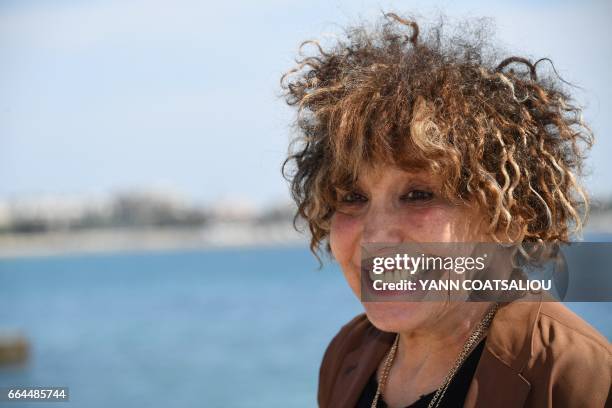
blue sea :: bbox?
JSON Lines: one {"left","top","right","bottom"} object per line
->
{"left": 0, "top": 244, "right": 610, "bottom": 407}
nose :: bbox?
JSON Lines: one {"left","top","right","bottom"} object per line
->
{"left": 361, "top": 202, "right": 405, "bottom": 245}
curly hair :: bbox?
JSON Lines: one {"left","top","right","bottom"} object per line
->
{"left": 281, "top": 13, "right": 593, "bottom": 255}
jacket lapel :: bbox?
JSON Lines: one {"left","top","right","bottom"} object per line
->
{"left": 464, "top": 348, "right": 531, "bottom": 407}
{"left": 466, "top": 298, "right": 543, "bottom": 407}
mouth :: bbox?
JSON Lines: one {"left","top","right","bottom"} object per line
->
{"left": 359, "top": 255, "right": 445, "bottom": 300}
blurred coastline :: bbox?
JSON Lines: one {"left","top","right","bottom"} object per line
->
{"left": 0, "top": 189, "right": 306, "bottom": 258}
{"left": 0, "top": 190, "right": 611, "bottom": 258}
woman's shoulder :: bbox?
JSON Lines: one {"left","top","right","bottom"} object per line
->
{"left": 494, "top": 301, "right": 611, "bottom": 407}
{"left": 527, "top": 302, "right": 611, "bottom": 384}
{"left": 317, "top": 313, "right": 392, "bottom": 406}
{"left": 320, "top": 312, "right": 395, "bottom": 361}
{"left": 319, "top": 313, "right": 374, "bottom": 374}
{"left": 534, "top": 302, "right": 610, "bottom": 352}
{"left": 490, "top": 300, "right": 610, "bottom": 363}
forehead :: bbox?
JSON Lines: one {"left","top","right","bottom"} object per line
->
{"left": 355, "top": 163, "right": 438, "bottom": 185}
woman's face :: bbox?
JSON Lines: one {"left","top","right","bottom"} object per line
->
{"left": 329, "top": 163, "right": 489, "bottom": 333}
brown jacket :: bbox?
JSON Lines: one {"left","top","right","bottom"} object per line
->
{"left": 318, "top": 300, "right": 611, "bottom": 407}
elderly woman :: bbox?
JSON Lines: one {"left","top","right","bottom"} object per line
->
{"left": 281, "top": 13, "right": 611, "bottom": 408}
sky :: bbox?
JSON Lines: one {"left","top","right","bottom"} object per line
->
{"left": 1, "top": 0, "right": 611, "bottom": 208}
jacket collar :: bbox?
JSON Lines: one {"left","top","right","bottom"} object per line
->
{"left": 330, "top": 296, "right": 543, "bottom": 408}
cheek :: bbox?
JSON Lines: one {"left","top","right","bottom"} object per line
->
{"left": 329, "top": 212, "right": 362, "bottom": 263}
{"left": 401, "top": 207, "right": 453, "bottom": 240}
{"left": 402, "top": 206, "right": 478, "bottom": 242}
{"left": 330, "top": 212, "right": 364, "bottom": 298}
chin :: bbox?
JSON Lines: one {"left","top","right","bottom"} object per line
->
{"left": 362, "top": 301, "right": 446, "bottom": 333}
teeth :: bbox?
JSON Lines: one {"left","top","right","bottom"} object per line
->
{"left": 369, "top": 268, "right": 413, "bottom": 284}
{"left": 369, "top": 267, "right": 377, "bottom": 282}
{"left": 367, "top": 265, "right": 434, "bottom": 283}
{"left": 381, "top": 271, "right": 393, "bottom": 283}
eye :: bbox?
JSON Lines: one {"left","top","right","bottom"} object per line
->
{"left": 340, "top": 191, "right": 368, "bottom": 204}
{"left": 401, "top": 189, "right": 434, "bottom": 202}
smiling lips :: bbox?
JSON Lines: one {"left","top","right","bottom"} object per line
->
{"left": 360, "top": 256, "right": 448, "bottom": 300}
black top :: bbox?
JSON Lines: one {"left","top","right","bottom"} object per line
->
{"left": 356, "top": 337, "right": 486, "bottom": 408}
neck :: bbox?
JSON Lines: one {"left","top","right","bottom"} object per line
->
{"left": 395, "top": 302, "right": 493, "bottom": 370}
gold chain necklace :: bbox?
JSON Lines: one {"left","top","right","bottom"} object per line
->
{"left": 370, "top": 303, "right": 499, "bottom": 408}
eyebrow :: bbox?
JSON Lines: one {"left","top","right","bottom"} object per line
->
{"left": 357, "top": 175, "right": 439, "bottom": 194}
